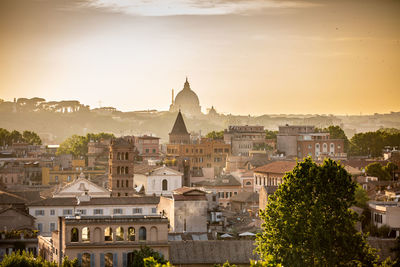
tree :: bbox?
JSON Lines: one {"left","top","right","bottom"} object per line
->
{"left": 265, "top": 130, "right": 278, "bottom": 140}
{"left": 128, "top": 246, "right": 167, "bottom": 267}
{"left": 0, "top": 250, "right": 78, "bottom": 267}
{"left": 57, "top": 132, "right": 114, "bottom": 157}
{"left": 144, "top": 257, "right": 173, "bottom": 267}
{"left": 354, "top": 184, "right": 369, "bottom": 208}
{"left": 366, "top": 162, "right": 391, "bottom": 181}
{"left": 206, "top": 130, "right": 224, "bottom": 140}
{"left": 256, "top": 158, "right": 379, "bottom": 266}
{"left": 23, "top": 130, "right": 42, "bottom": 145}
{"left": 315, "top": 126, "right": 349, "bottom": 152}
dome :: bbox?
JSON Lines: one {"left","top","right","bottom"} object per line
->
{"left": 170, "top": 78, "right": 201, "bottom": 116}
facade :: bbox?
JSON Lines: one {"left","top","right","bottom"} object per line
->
{"left": 224, "top": 125, "right": 267, "bottom": 156}
{"left": 28, "top": 196, "right": 159, "bottom": 236}
{"left": 369, "top": 201, "right": 400, "bottom": 237}
{"left": 41, "top": 166, "right": 105, "bottom": 185}
{"left": 277, "top": 125, "right": 346, "bottom": 160}
{"left": 193, "top": 175, "right": 241, "bottom": 208}
{"left": 158, "top": 187, "right": 208, "bottom": 233}
{"left": 230, "top": 191, "right": 259, "bottom": 214}
{"left": 133, "top": 165, "right": 183, "bottom": 196}
{"left": 169, "top": 78, "right": 202, "bottom": 117}
{"left": 39, "top": 215, "right": 169, "bottom": 267}
{"left": 134, "top": 135, "right": 161, "bottom": 161}
{"left": 253, "top": 161, "right": 297, "bottom": 193}
{"left": 87, "top": 139, "right": 111, "bottom": 169}
{"left": 259, "top": 185, "right": 278, "bottom": 211}
{"left": 108, "top": 137, "right": 135, "bottom": 197}
{"left": 52, "top": 176, "right": 111, "bottom": 198}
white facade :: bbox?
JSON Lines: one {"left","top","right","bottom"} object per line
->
{"left": 29, "top": 198, "right": 158, "bottom": 236}
{"left": 134, "top": 166, "right": 183, "bottom": 196}
{"left": 52, "top": 176, "right": 111, "bottom": 198}
{"left": 369, "top": 201, "right": 400, "bottom": 237}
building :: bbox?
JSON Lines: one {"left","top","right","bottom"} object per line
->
{"left": 134, "top": 135, "right": 161, "bottom": 161}
{"left": 230, "top": 191, "right": 259, "bottom": 214}
{"left": 134, "top": 165, "right": 183, "bottom": 196}
{"left": 41, "top": 166, "right": 105, "bottom": 185}
{"left": 369, "top": 201, "right": 400, "bottom": 237}
{"left": 259, "top": 185, "right": 278, "bottom": 211}
{"left": 224, "top": 125, "right": 269, "bottom": 156}
{"left": 193, "top": 175, "right": 241, "bottom": 208}
{"left": 28, "top": 196, "right": 159, "bottom": 236}
{"left": 169, "top": 78, "right": 202, "bottom": 117}
{"left": 87, "top": 139, "right": 111, "bottom": 169}
{"left": 253, "top": 161, "right": 297, "bottom": 193}
{"left": 39, "top": 215, "right": 169, "bottom": 266}
{"left": 277, "top": 125, "right": 346, "bottom": 160}
{"left": 158, "top": 187, "right": 208, "bottom": 233}
{"left": 52, "top": 175, "right": 111, "bottom": 198}
{"left": 169, "top": 110, "right": 190, "bottom": 145}
{"left": 108, "top": 137, "right": 135, "bottom": 197}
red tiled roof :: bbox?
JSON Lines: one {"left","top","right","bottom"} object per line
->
{"left": 253, "top": 161, "right": 297, "bottom": 174}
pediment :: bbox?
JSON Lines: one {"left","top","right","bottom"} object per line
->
{"left": 151, "top": 166, "right": 183, "bottom": 176}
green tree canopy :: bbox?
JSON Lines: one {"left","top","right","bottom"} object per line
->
{"left": 0, "top": 128, "right": 42, "bottom": 146}
{"left": 256, "top": 158, "right": 379, "bottom": 266}
{"left": 354, "top": 184, "right": 369, "bottom": 208}
{"left": 128, "top": 246, "right": 167, "bottom": 267}
{"left": 315, "top": 125, "right": 350, "bottom": 152}
{"left": 206, "top": 130, "right": 224, "bottom": 140}
{"left": 365, "top": 162, "right": 392, "bottom": 181}
{"left": 265, "top": 130, "right": 278, "bottom": 140}
{"left": 0, "top": 251, "right": 78, "bottom": 267}
{"left": 23, "top": 130, "right": 42, "bottom": 145}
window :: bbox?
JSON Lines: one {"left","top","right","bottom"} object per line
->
{"left": 105, "top": 253, "right": 113, "bottom": 267}
{"left": 93, "top": 209, "right": 103, "bottom": 215}
{"left": 116, "top": 227, "right": 124, "bottom": 241}
{"left": 162, "top": 179, "right": 168, "bottom": 191}
{"left": 125, "top": 152, "right": 129, "bottom": 160}
{"left": 113, "top": 208, "right": 123, "bottom": 215}
{"left": 126, "top": 179, "right": 129, "bottom": 187}
{"left": 37, "top": 223, "right": 43, "bottom": 233}
{"left": 50, "top": 223, "right": 56, "bottom": 232}
{"left": 104, "top": 227, "right": 113, "bottom": 241}
{"left": 133, "top": 208, "right": 143, "bottom": 214}
{"left": 152, "top": 208, "right": 157, "bottom": 214}
{"left": 71, "top": 228, "right": 79, "bottom": 242}
{"left": 67, "top": 176, "right": 71, "bottom": 182}
{"left": 35, "top": 210, "right": 45, "bottom": 216}
{"left": 146, "top": 149, "right": 149, "bottom": 153}
{"left": 77, "top": 209, "right": 87, "bottom": 215}
{"left": 63, "top": 209, "right": 72, "bottom": 216}
{"left": 139, "top": 227, "right": 147, "bottom": 241}
{"left": 117, "top": 180, "right": 120, "bottom": 187}
{"left": 374, "top": 213, "right": 383, "bottom": 224}
{"left": 82, "top": 253, "right": 91, "bottom": 267}
{"left": 128, "top": 227, "right": 135, "bottom": 241}
{"left": 55, "top": 176, "right": 58, "bottom": 183}
{"left": 50, "top": 209, "right": 55, "bottom": 216}
{"left": 152, "top": 149, "right": 156, "bottom": 153}
{"left": 82, "top": 227, "right": 90, "bottom": 242}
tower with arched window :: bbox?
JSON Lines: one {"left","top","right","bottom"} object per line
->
{"left": 108, "top": 137, "right": 135, "bottom": 197}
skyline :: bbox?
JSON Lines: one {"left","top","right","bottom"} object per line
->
{"left": 1, "top": 0, "right": 399, "bottom": 115}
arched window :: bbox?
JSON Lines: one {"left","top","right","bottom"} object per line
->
{"left": 246, "top": 181, "right": 251, "bottom": 186}
{"left": 117, "top": 166, "right": 120, "bottom": 175}
{"left": 104, "top": 227, "right": 113, "bottom": 241}
{"left": 126, "top": 179, "right": 129, "bottom": 188}
{"left": 128, "top": 227, "right": 135, "bottom": 241}
{"left": 71, "top": 228, "right": 79, "bottom": 242}
{"left": 82, "top": 227, "right": 90, "bottom": 242}
{"left": 139, "top": 227, "right": 147, "bottom": 241}
{"left": 162, "top": 179, "right": 168, "bottom": 191}
{"left": 263, "top": 177, "right": 266, "bottom": 186}
{"left": 82, "top": 253, "right": 91, "bottom": 267}
{"left": 117, "top": 152, "right": 120, "bottom": 160}
{"left": 116, "top": 227, "right": 124, "bottom": 241}
{"left": 105, "top": 253, "right": 113, "bottom": 267}
{"left": 125, "top": 166, "right": 129, "bottom": 174}
{"left": 125, "top": 152, "right": 129, "bottom": 160}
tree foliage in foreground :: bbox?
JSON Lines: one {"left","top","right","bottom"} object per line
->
{"left": 0, "top": 251, "right": 78, "bottom": 267}
{"left": 256, "top": 158, "right": 380, "bottom": 266}
{"left": 0, "top": 128, "right": 42, "bottom": 146}
{"left": 206, "top": 130, "right": 224, "bottom": 140}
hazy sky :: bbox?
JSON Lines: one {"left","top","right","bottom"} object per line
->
{"left": 1, "top": 0, "right": 399, "bottom": 115}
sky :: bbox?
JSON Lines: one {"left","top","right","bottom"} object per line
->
{"left": 0, "top": 0, "right": 399, "bottom": 115}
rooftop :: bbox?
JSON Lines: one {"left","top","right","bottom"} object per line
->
{"left": 253, "top": 161, "right": 297, "bottom": 174}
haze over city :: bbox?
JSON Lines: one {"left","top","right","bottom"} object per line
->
{"left": 1, "top": 0, "right": 399, "bottom": 115}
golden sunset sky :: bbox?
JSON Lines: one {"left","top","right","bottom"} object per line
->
{"left": 0, "top": 0, "right": 399, "bottom": 115}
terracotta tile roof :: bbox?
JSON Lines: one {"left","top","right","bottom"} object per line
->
{"left": 172, "top": 187, "right": 207, "bottom": 201}
{"left": 169, "top": 240, "right": 259, "bottom": 265}
{"left": 134, "top": 164, "right": 159, "bottom": 175}
{"left": 193, "top": 175, "right": 241, "bottom": 187}
{"left": 230, "top": 192, "right": 259, "bottom": 203}
{"left": 253, "top": 161, "right": 297, "bottom": 174}
{"left": 0, "top": 190, "right": 27, "bottom": 204}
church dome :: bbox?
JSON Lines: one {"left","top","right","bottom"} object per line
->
{"left": 174, "top": 78, "right": 200, "bottom": 106}
{"left": 170, "top": 78, "right": 201, "bottom": 116}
